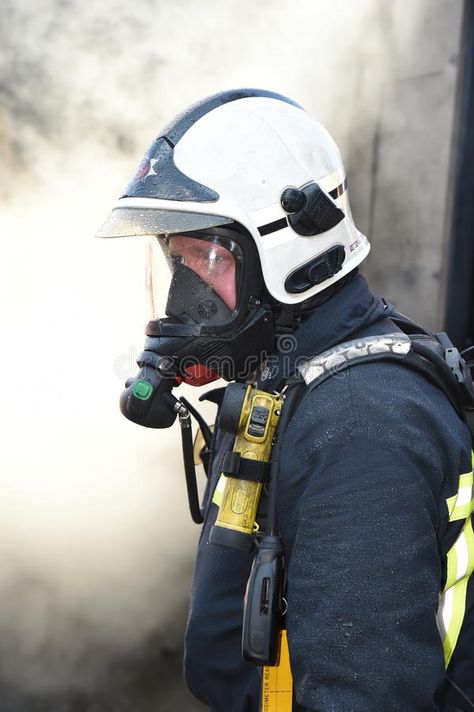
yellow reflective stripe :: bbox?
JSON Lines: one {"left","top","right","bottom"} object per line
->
{"left": 439, "top": 515, "right": 474, "bottom": 666}
{"left": 444, "top": 514, "right": 474, "bottom": 590}
{"left": 212, "top": 474, "right": 227, "bottom": 507}
{"left": 438, "top": 456, "right": 474, "bottom": 666}
{"left": 445, "top": 541, "right": 459, "bottom": 590}
{"left": 464, "top": 514, "right": 474, "bottom": 579}
{"left": 442, "top": 576, "right": 469, "bottom": 665}
{"left": 446, "top": 470, "right": 474, "bottom": 522}
{"left": 441, "top": 515, "right": 474, "bottom": 665}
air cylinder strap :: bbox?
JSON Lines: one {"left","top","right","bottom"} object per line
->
{"left": 221, "top": 451, "right": 271, "bottom": 482}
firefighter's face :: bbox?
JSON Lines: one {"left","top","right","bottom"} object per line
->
{"left": 168, "top": 235, "right": 237, "bottom": 310}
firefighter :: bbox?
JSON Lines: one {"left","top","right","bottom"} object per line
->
{"left": 97, "top": 89, "right": 474, "bottom": 711}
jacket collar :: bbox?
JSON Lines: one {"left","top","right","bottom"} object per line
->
{"left": 258, "top": 273, "right": 387, "bottom": 390}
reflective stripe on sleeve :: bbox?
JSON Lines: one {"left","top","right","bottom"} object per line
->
{"left": 437, "top": 455, "right": 474, "bottom": 666}
{"left": 438, "top": 516, "right": 474, "bottom": 665}
{"left": 446, "top": 470, "right": 474, "bottom": 521}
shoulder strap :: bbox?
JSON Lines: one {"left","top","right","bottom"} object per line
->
{"left": 298, "top": 332, "right": 412, "bottom": 387}
{"left": 296, "top": 331, "right": 474, "bottom": 438}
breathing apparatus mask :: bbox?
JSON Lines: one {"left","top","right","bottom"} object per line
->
{"left": 146, "top": 225, "right": 275, "bottom": 378}
{"left": 102, "top": 216, "right": 276, "bottom": 429}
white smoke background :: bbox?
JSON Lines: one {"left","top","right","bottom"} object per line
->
{"left": 0, "top": 0, "right": 461, "bottom": 709}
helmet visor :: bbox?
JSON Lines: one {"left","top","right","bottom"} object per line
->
{"left": 96, "top": 207, "right": 233, "bottom": 238}
{"left": 146, "top": 234, "right": 242, "bottom": 328}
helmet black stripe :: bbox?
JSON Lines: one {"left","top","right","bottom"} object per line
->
{"left": 161, "top": 88, "right": 303, "bottom": 147}
{"left": 328, "top": 178, "right": 348, "bottom": 199}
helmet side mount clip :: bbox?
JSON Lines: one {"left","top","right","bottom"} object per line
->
{"left": 281, "top": 183, "right": 344, "bottom": 237}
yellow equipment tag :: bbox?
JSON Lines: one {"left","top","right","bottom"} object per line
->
{"left": 261, "top": 630, "right": 293, "bottom": 712}
{"left": 212, "top": 473, "right": 227, "bottom": 507}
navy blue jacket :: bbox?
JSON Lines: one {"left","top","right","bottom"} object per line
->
{"left": 184, "top": 274, "right": 473, "bottom": 712}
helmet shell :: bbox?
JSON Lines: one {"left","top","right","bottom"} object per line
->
{"left": 98, "top": 90, "right": 370, "bottom": 304}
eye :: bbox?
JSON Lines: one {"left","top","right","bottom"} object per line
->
{"left": 208, "top": 250, "right": 225, "bottom": 270}
{"left": 171, "top": 253, "right": 186, "bottom": 267}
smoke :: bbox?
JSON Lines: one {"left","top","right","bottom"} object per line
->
{"left": 0, "top": 165, "right": 208, "bottom": 708}
{"left": 0, "top": 0, "right": 394, "bottom": 189}
{"left": 0, "top": 0, "right": 456, "bottom": 708}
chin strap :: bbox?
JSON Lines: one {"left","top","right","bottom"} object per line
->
{"left": 274, "top": 304, "right": 300, "bottom": 335}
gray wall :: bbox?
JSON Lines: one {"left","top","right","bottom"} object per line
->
{"left": 353, "top": 3, "right": 463, "bottom": 329}
{"left": 0, "top": 1, "right": 463, "bottom": 709}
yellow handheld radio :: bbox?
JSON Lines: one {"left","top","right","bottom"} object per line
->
{"left": 209, "top": 383, "right": 283, "bottom": 551}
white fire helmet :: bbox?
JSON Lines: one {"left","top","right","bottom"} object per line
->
{"left": 97, "top": 88, "right": 370, "bottom": 305}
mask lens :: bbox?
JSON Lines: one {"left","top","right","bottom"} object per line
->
{"left": 146, "top": 234, "right": 241, "bottom": 326}
{"left": 168, "top": 235, "right": 237, "bottom": 310}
